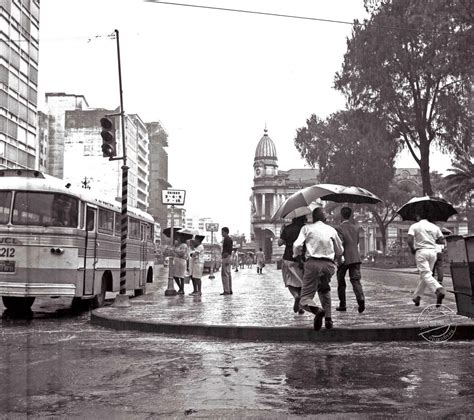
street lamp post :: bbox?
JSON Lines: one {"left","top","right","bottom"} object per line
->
{"left": 205, "top": 223, "right": 219, "bottom": 279}
{"left": 162, "top": 189, "right": 186, "bottom": 296}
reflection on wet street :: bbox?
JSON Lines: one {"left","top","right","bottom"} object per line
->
{"left": 0, "top": 315, "right": 473, "bottom": 418}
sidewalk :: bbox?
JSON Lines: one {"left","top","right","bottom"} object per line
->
{"left": 91, "top": 264, "right": 474, "bottom": 343}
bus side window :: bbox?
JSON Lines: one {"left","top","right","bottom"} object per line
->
{"left": 86, "top": 208, "right": 95, "bottom": 231}
{"left": 141, "top": 223, "right": 147, "bottom": 242}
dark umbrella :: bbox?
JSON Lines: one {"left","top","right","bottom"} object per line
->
{"left": 320, "top": 186, "right": 383, "bottom": 205}
{"left": 194, "top": 234, "right": 205, "bottom": 243}
{"left": 397, "top": 196, "right": 457, "bottom": 222}
{"left": 162, "top": 227, "right": 183, "bottom": 238}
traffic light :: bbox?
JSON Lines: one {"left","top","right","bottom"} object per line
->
{"left": 100, "top": 117, "right": 116, "bottom": 158}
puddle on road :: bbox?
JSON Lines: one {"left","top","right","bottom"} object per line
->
{"left": 0, "top": 320, "right": 473, "bottom": 417}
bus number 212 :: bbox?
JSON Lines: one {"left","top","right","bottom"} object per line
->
{"left": 0, "top": 248, "right": 15, "bottom": 257}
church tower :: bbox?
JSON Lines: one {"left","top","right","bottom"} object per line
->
{"left": 250, "top": 127, "right": 319, "bottom": 262}
{"left": 250, "top": 127, "right": 283, "bottom": 262}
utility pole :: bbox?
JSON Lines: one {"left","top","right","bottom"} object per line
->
{"left": 111, "top": 29, "right": 130, "bottom": 307}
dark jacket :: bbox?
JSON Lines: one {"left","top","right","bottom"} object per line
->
{"left": 280, "top": 222, "right": 304, "bottom": 261}
{"left": 222, "top": 236, "right": 233, "bottom": 258}
{"left": 337, "top": 220, "right": 361, "bottom": 265}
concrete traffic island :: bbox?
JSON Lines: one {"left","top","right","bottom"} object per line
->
{"left": 91, "top": 265, "right": 474, "bottom": 343}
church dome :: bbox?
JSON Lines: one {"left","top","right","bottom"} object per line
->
{"left": 254, "top": 128, "right": 277, "bottom": 163}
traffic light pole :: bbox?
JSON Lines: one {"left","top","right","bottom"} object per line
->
{"left": 209, "top": 231, "right": 215, "bottom": 279}
{"left": 112, "top": 28, "right": 131, "bottom": 308}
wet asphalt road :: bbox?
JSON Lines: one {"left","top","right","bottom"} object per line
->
{"left": 0, "top": 299, "right": 473, "bottom": 418}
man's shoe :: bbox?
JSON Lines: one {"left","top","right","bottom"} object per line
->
{"left": 220, "top": 292, "right": 231, "bottom": 295}
{"left": 293, "top": 297, "right": 301, "bottom": 313}
{"left": 336, "top": 306, "right": 347, "bottom": 312}
{"left": 325, "top": 318, "right": 334, "bottom": 330}
{"left": 298, "top": 309, "right": 305, "bottom": 315}
{"left": 301, "top": 304, "right": 319, "bottom": 315}
{"left": 436, "top": 289, "right": 445, "bottom": 307}
{"left": 412, "top": 296, "right": 421, "bottom": 306}
{"left": 357, "top": 300, "right": 365, "bottom": 313}
{"left": 313, "top": 308, "right": 326, "bottom": 331}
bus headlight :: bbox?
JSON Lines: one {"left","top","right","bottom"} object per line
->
{"left": 50, "top": 248, "right": 64, "bottom": 255}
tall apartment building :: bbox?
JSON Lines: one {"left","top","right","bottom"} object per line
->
{"left": 185, "top": 216, "right": 216, "bottom": 243}
{"left": 146, "top": 121, "right": 171, "bottom": 233}
{"left": 0, "top": 0, "right": 40, "bottom": 169}
{"left": 42, "top": 92, "right": 149, "bottom": 210}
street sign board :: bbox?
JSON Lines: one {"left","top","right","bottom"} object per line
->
{"left": 162, "top": 189, "right": 186, "bottom": 205}
{"left": 205, "top": 223, "right": 219, "bottom": 232}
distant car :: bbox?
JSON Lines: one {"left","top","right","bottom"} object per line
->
{"left": 203, "top": 251, "right": 221, "bottom": 273}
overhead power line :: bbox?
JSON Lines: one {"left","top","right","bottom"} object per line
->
{"left": 144, "top": 0, "right": 357, "bottom": 27}
{"left": 143, "top": 0, "right": 473, "bottom": 37}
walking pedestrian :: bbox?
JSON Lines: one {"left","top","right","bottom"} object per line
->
{"left": 278, "top": 215, "right": 307, "bottom": 314}
{"left": 246, "top": 252, "right": 253, "bottom": 268}
{"left": 220, "top": 227, "right": 233, "bottom": 295}
{"left": 407, "top": 210, "right": 446, "bottom": 307}
{"left": 173, "top": 233, "right": 189, "bottom": 295}
{"left": 335, "top": 207, "right": 365, "bottom": 313}
{"left": 189, "top": 235, "right": 205, "bottom": 296}
{"left": 293, "top": 207, "right": 344, "bottom": 330}
{"left": 256, "top": 248, "right": 265, "bottom": 274}
{"left": 432, "top": 227, "right": 451, "bottom": 284}
{"left": 239, "top": 253, "right": 245, "bottom": 269}
{"left": 232, "top": 249, "right": 239, "bottom": 272}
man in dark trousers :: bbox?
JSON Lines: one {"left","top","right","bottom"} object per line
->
{"left": 220, "top": 226, "right": 233, "bottom": 295}
{"left": 336, "top": 207, "right": 365, "bottom": 313}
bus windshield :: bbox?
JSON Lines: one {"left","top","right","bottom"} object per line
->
{"left": 10, "top": 191, "right": 79, "bottom": 227}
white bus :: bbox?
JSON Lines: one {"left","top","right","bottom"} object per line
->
{"left": 0, "top": 169, "right": 155, "bottom": 312}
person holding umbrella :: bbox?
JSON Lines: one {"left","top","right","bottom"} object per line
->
{"left": 173, "top": 233, "right": 189, "bottom": 295}
{"left": 293, "top": 207, "right": 344, "bottom": 331}
{"left": 278, "top": 215, "right": 307, "bottom": 314}
{"left": 407, "top": 208, "right": 446, "bottom": 307}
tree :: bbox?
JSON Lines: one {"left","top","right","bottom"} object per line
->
{"left": 294, "top": 108, "right": 401, "bottom": 251}
{"left": 443, "top": 149, "right": 474, "bottom": 205}
{"left": 295, "top": 109, "right": 398, "bottom": 197}
{"left": 335, "top": 0, "right": 473, "bottom": 195}
{"left": 444, "top": 148, "right": 474, "bottom": 232}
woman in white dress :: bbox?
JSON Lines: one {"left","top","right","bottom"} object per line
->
{"left": 173, "top": 233, "right": 189, "bottom": 295}
{"left": 189, "top": 235, "right": 205, "bottom": 295}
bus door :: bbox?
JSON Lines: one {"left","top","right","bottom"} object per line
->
{"left": 83, "top": 206, "right": 98, "bottom": 295}
{"left": 139, "top": 223, "right": 148, "bottom": 286}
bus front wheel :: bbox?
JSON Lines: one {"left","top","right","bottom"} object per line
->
{"left": 2, "top": 296, "right": 35, "bottom": 312}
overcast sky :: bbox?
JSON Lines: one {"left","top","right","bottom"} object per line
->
{"left": 37, "top": 0, "right": 453, "bottom": 238}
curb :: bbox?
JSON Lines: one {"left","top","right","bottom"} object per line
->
{"left": 91, "top": 311, "right": 474, "bottom": 343}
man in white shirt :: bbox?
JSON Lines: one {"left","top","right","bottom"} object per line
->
{"left": 407, "top": 210, "right": 446, "bottom": 307}
{"left": 293, "top": 207, "right": 344, "bottom": 331}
